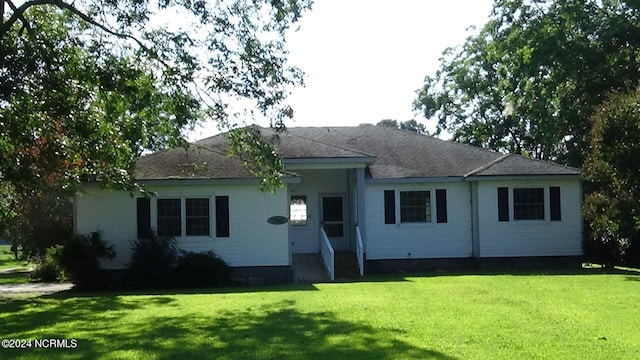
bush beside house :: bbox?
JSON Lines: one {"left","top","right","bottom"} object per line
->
{"left": 126, "top": 233, "right": 231, "bottom": 290}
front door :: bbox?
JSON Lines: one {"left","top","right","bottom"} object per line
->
{"left": 322, "top": 195, "right": 347, "bottom": 250}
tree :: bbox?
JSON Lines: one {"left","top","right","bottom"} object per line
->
{"left": 1, "top": 0, "right": 310, "bottom": 192}
{"left": 0, "top": 0, "right": 311, "bottom": 256}
{"left": 376, "top": 119, "right": 399, "bottom": 128}
{"left": 1, "top": 186, "right": 72, "bottom": 259}
{"left": 583, "top": 86, "right": 640, "bottom": 266}
{"left": 399, "top": 119, "right": 427, "bottom": 134}
{"left": 414, "top": 0, "right": 640, "bottom": 167}
{"left": 376, "top": 119, "right": 428, "bottom": 134}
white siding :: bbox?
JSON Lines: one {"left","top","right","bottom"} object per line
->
{"left": 476, "top": 178, "right": 582, "bottom": 257}
{"left": 74, "top": 186, "right": 137, "bottom": 269}
{"left": 75, "top": 183, "right": 289, "bottom": 269}
{"left": 364, "top": 182, "right": 473, "bottom": 259}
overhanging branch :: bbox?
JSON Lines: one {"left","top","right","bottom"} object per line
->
{"left": 1, "top": 0, "right": 51, "bottom": 37}
{"left": 1, "top": 0, "right": 166, "bottom": 67}
{"left": 5, "top": 0, "right": 32, "bottom": 35}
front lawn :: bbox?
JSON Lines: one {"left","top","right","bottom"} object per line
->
{"left": 0, "top": 244, "right": 32, "bottom": 272}
{"left": 1, "top": 274, "right": 639, "bottom": 359}
{"left": 0, "top": 272, "right": 31, "bottom": 285}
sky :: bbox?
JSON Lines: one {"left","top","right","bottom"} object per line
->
{"left": 188, "top": 0, "right": 495, "bottom": 140}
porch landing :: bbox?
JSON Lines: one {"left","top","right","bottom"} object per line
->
{"left": 291, "top": 254, "right": 330, "bottom": 283}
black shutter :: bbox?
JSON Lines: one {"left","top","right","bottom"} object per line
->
{"left": 136, "top": 198, "right": 152, "bottom": 239}
{"left": 550, "top": 186, "right": 561, "bottom": 221}
{"left": 436, "top": 189, "right": 448, "bottom": 223}
{"left": 498, "top": 187, "right": 509, "bottom": 222}
{"left": 384, "top": 190, "right": 396, "bottom": 224}
{"left": 216, "top": 196, "right": 230, "bottom": 237}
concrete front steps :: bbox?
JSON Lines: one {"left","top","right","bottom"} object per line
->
{"left": 334, "top": 251, "right": 360, "bottom": 278}
{"left": 292, "top": 252, "right": 361, "bottom": 283}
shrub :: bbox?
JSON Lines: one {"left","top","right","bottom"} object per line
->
{"left": 31, "top": 245, "right": 64, "bottom": 282}
{"left": 175, "top": 251, "right": 231, "bottom": 288}
{"left": 127, "top": 233, "right": 177, "bottom": 289}
{"left": 59, "top": 232, "right": 116, "bottom": 290}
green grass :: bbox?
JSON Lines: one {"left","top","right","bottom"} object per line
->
{"left": 1, "top": 274, "right": 639, "bottom": 359}
{"left": 0, "top": 272, "right": 31, "bottom": 285}
{"left": 0, "top": 244, "right": 32, "bottom": 272}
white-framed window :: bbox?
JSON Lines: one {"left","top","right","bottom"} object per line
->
{"left": 290, "top": 195, "right": 308, "bottom": 226}
{"left": 157, "top": 199, "right": 182, "bottom": 237}
{"left": 186, "top": 198, "right": 211, "bottom": 236}
{"left": 156, "top": 197, "right": 211, "bottom": 237}
{"left": 497, "top": 186, "right": 562, "bottom": 222}
{"left": 400, "top": 190, "right": 431, "bottom": 223}
{"left": 513, "top": 188, "right": 544, "bottom": 220}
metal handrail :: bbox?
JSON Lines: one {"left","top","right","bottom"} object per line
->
{"left": 355, "top": 226, "right": 364, "bottom": 276}
{"left": 320, "top": 227, "right": 335, "bottom": 280}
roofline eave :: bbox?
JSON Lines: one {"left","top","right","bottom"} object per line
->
{"left": 464, "top": 174, "right": 581, "bottom": 181}
{"left": 283, "top": 157, "right": 376, "bottom": 170}
{"left": 283, "top": 157, "right": 377, "bottom": 164}
{"left": 366, "top": 176, "right": 466, "bottom": 184}
{"left": 136, "top": 176, "right": 301, "bottom": 187}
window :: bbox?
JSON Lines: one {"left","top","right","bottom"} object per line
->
{"left": 400, "top": 191, "right": 431, "bottom": 223}
{"left": 513, "top": 188, "right": 545, "bottom": 220}
{"left": 157, "top": 199, "right": 181, "bottom": 237}
{"left": 186, "top": 198, "right": 210, "bottom": 236}
{"left": 290, "top": 196, "right": 308, "bottom": 226}
{"left": 157, "top": 198, "right": 212, "bottom": 237}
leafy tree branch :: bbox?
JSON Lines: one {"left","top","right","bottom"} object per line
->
{"left": 414, "top": 0, "right": 640, "bottom": 167}
{"left": 0, "top": 0, "right": 312, "bottom": 255}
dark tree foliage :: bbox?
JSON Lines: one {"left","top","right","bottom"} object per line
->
{"left": 127, "top": 233, "right": 178, "bottom": 289}
{"left": 1, "top": 0, "right": 311, "bottom": 252}
{"left": 583, "top": 87, "right": 640, "bottom": 266}
{"left": 376, "top": 119, "right": 428, "bottom": 134}
{"left": 376, "top": 119, "right": 400, "bottom": 128}
{"left": 399, "top": 120, "right": 428, "bottom": 134}
{"left": 1, "top": 188, "right": 72, "bottom": 259}
{"left": 1, "top": 0, "right": 310, "bottom": 192}
{"left": 59, "top": 232, "right": 116, "bottom": 289}
{"left": 175, "top": 250, "right": 231, "bottom": 288}
{"left": 414, "top": 0, "right": 640, "bottom": 167}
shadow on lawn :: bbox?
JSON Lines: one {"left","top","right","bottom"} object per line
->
{"left": 0, "top": 296, "right": 457, "bottom": 360}
{"left": 42, "top": 282, "right": 322, "bottom": 297}
{"left": 183, "top": 300, "right": 457, "bottom": 360}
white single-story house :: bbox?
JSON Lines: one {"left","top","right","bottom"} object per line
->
{"left": 74, "top": 125, "right": 583, "bottom": 281}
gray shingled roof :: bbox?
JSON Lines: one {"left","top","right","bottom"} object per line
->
{"left": 135, "top": 144, "right": 254, "bottom": 180}
{"left": 134, "top": 125, "right": 580, "bottom": 180}
{"left": 465, "top": 154, "right": 580, "bottom": 177}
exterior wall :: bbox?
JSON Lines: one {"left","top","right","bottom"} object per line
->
{"left": 289, "top": 169, "right": 350, "bottom": 253}
{"left": 74, "top": 186, "right": 137, "bottom": 269}
{"left": 75, "top": 183, "right": 289, "bottom": 269}
{"left": 475, "top": 178, "right": 582, "bottom": 257}
{"left": 364, "top": 181, "right": 473, "bottom": 260}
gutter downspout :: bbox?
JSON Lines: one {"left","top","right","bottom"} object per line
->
{"left": 469, "top": 181, "right": 480, "bottom": 257}
{"left": 356, "top": 167, "right": 367, "bottom": 273}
